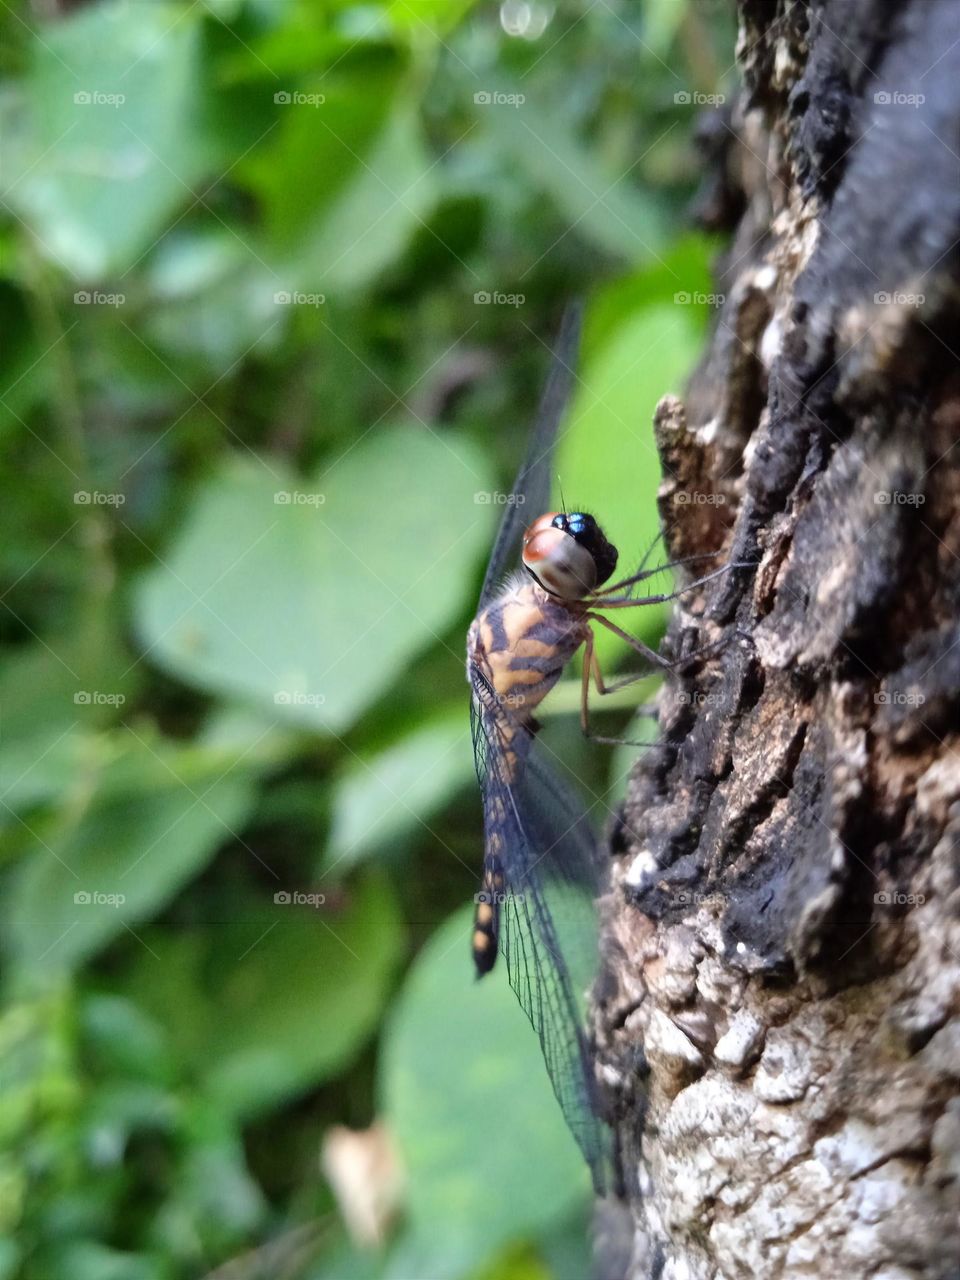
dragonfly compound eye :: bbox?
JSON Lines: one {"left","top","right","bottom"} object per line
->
{"left": 522, "top": 511, "right": 618, "bottom": 596}
{"left": 560, "top": 512, "right": 618, "bottom": 586}
{"left": 522, "top": 510, "right": 613, "bottom": 598}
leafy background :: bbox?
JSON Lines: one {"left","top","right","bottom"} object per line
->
{"left": 0, "top": 2, "right": 735, "bottom": 1277}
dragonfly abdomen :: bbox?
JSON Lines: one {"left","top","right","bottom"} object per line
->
{"left": 469, "top": 583, "right": 585, "bottom": 979}
{"left": 473, "top": 773, "right": 516, "bottom": 976}
{"left": 472, "top": 842, "right": 504, "bottom": 976}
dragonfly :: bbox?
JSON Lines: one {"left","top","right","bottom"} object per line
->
{"left": 466, "top": 304, "right": 733, "bottom": 1193}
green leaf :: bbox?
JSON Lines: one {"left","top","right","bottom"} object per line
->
{"left": 323, "top": 711, "right": 472, "bottom": 875}
{"left": 482, "top": 96, "right": 666, "bottom": 263}
{"left": 80, "top": 994, "right": 173, "bottom": 1084}
{"left": 39, "top": 1242, "right": 166, "bottom": 1280}
{"left": 144, "top": 232, "right": 282, "bottom": 370}
{"left": 0, "top": 1240, "right": 20, "bottom": 1280}
{"left": 586, "top": 236, "right": 715, "bottom": 348}
{"left": 240, "top": 53, "right": 404, "bottom": 250}
{"left": 0, "top": 616, "right": 143, "bottom": 829}
{"left": 123, "top": 875, "right": 404, "bottom": 1118}
{"left": 297, "top": 105, "right": 436, "bottom": 294}
{"left": 2, "top": 710, "right": 286, "bottom": 826}
{"left": 13, "top": 5, "right": 226, "bottom": 276}
{"left": 306, "top": 1239, "right": 385, "bottom": 1280}
{"left": 81, "top": 1081, "right": 179, "bottom": 1167}
{"left": 388, "top": 0, "right": 478, "bottom": 37}
{"left": 5, "top": 733, "right": 257, "bottom": 978}
{"left": 134, "top": 430, "right": 494, "bottom": 733}
{"left": 218, "top": 29, "right": 367, "bottom": 84}
{"left": 643, "top": 0, "right": 688, "bottom": 58}
{"left": 153, "top": 1106, "right": 266, "bottom": 1250}
{"left": 242, "top": 61, "right": 436, "bottom": 295}
{"left": 0, "top": 619, "right": 138, "bottom": 749}
{"left": 204, "top": 876, "right": 404, "bottom": 1115}
{"left": 112, "top": 934, "right": 210, "bottom": 1081}
{"left": 381, "top": 907, "right": 588, "bottom": 1279}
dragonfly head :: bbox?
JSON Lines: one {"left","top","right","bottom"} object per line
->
{"left": 522, "top": 511, "right": 619, "bottom": 599}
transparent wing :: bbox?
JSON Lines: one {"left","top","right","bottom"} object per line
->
{"left": 470, "top": 681, "right": 612, "bottom": 1192}
{"left": 477, "top": 302, "right": 583, "bottom": 611}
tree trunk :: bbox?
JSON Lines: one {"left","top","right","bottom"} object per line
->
{"left": 595, "top": 2, "right": 960, "bottom": 1277}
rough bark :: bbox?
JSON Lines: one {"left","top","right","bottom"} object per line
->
{"left": 594, "top": 2, "right": 960, "bottom": 1277}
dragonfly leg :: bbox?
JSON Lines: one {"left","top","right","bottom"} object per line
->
{"left": 589, "top": 609, "right": 743, "bottom": 679}
{"left": 586, "top": 612, "right": 675, "bottom": 669}
{"left": 579, "top": 626, "right": 660, "bottom": 748}
{"left": 590, "top": 640, "right": 659, "bottom": 703}
{"left": 593, "top": 561, "right": 742, "bottom": 609}
{"left": 595, "top": 550, "right": 723, "bottom": 596}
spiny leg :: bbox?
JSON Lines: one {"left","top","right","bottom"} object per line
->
{"left": 589, "top": 641, "right": 659, "bottom": 702}
{"left": 586, "top": 611, "right": 673, "bottom": 669}
{"left": 594, "top": 661, "right": 662, "bottom": 724}
{"left": 579, "top": 630, "right": 593, "bottom": 738}
{"left": 596, "top": 549, "right": 724, "bottom": 597}
{"left": 588, "top": 609, "right": 738, "bottom": 675}
{"left": 592, "top": 561, "right": 740, "bottom": 609}
{"left": 579, "top": 626, "right": 661, "bottom": 748}
{"left": 596, "top": 518, "right": 728, "bottom": 594}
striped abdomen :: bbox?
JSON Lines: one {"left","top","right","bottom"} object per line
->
{"left": 468, "top": 581, "right": 586, "bottom": 976}
{"left": 471, "top": 722, "right": 518, "bottom": 977}
{"left": 472, "top": 846, "right": 504, "bottom": 975}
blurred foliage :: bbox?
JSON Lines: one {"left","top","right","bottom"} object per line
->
{"left": 0, "top": 0, "right": 735, "bottom": 1277}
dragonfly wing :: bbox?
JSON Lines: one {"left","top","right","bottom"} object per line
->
{"left": 472, "top": 691, "right": 611, "bottom": 1192}
{"left": 477, "top": 302, "right": 583, "bottom": 611}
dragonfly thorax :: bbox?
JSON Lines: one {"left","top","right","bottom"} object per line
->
{"left": 468, "top": 577, "right": 588, "bottom": 725}
{"left": 521, "top": 511, "right": 618, "bottom": 599}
